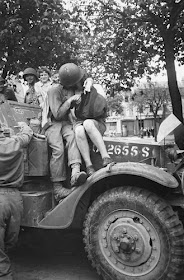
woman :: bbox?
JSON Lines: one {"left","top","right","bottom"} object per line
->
{"left": 59, "top": 63, "right": 113, "bottom": 177}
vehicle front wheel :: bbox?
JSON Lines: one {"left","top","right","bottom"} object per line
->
{"left": 83, "top": 186, "right": 184, "bottom": 280}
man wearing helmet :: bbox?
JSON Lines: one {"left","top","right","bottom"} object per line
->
{"left": 58, "top": 63, "right": 113, "bottom": 177}
{"left": 44, "top": 65, "right": 88, "bottom": 203}
{"left": 23, "top": 67, "right": 42, "bottom": 106}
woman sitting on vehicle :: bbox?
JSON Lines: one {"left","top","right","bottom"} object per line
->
{"left": 58, "top": 63, "right": 113, "bottom": 177}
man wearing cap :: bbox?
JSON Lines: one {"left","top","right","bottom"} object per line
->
{"left": 0, "top": 122, "right": 33, "bottom": 279}
{"left": 0, "top": 77, "right": 17, "bottom": 103}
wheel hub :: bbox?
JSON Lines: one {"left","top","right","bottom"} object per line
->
{"left": 99, "top": 210, "right": 160, "bottom": 277}
{"left": 110, "top": 217, "right": 151, "bottom": 265}
{"left": 119, "top": 235, "right": 136, "bottom": 254}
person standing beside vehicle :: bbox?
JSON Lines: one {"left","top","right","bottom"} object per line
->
{"left": 0, "top": 122, "right": 33, "bottom": 280}
{"left": 35, "top": 67, "right": 53, "bottom": 129}
{"left": 51, "top": 69, "right": 60, "bottom": 87}
{"left": 35, "top": 67, "right": 52, "bottom": 107}
{"left": 23, "top": 68, "right": 41, "bottom": 106}
{"left": 12, "top": 72, "right": 28, "bottom": 103}
{"left": 23, "top": 67, "right": 43, "bottom": 133}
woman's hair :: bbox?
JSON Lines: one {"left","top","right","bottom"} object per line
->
{"left": 38, "top": 66, "right": 51, "bottom": 77}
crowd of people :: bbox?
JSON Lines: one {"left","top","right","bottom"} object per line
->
{"left": 2, "top": 67, "right": 60, "bottom": 103}
{"left": 0, "top": 63, "right": 115, "bottom": 199}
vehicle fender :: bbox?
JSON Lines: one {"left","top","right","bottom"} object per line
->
{"left": 38, "top": 162, "right": 178, "bottom": 229}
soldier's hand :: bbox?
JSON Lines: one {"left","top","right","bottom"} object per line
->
{"left": 68, "top": 95, "right": 81, "bottom": 108}
{"left": 16, "top": 122, "right": 28, "bottom": 130}
{"left": 84, "top": 78, "right": 93, "bottom": 94}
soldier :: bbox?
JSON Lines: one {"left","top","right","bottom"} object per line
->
{"left": 23, "top": 68, "right": 40, "bottom": 106}
{"left": 58, "top": 63, "right": 113, "bottom": 177}
{"left": 0, "top": 122, "right": 33, "bottom": 279}
{"left": 44, "top": 68, "right": 88, "bottom": 203}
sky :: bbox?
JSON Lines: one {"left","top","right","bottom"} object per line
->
{"left": 154, "top": 63, "right": 184, "bottom": 85}
{"left": 138, "top": 61, "right": 184, "bottom": 86}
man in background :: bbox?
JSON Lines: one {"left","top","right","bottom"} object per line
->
{"left": 0, "top": 77, "right": 17, "bottom": 103}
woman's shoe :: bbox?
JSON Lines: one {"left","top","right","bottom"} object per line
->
{"left": 86, "top": 165, "right": 95, "bottom": 177}
{"left": 102, "top": 157, "right": 114, "bottom": 167}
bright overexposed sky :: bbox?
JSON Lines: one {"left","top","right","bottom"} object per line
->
{"left": 138, "top": 61, "right": 184, "bottom": 86}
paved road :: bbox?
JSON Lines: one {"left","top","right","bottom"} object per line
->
{"left": 10, "top": 229, "right": 101, "bottom": 280}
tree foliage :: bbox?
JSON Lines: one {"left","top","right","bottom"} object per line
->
{"left": 107, "top": 93, "right": 124, "bottom": 115}
{"left": 0, "top": 0, "right": 80, "bottom": 75}
{"left": 133, "top": 81, "right": 171, "bottom": 140}
{"left": 74, "top": 0, "right": 184, "bottom": 121}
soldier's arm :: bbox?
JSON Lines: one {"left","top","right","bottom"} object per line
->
{"left": 48, "top": 86, "right": 71, "bottom": 121}
{"left": 13, "top": 122, "right": 33, "bottom": 148}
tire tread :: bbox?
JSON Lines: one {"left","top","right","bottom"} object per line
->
{"left": 83, "top": 186, "right": 184, "bottom": 280}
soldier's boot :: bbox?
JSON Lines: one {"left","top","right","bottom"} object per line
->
{"left": 53, "top": 182, "right": 76, "bottom": 203}
{"left": 70, "top": 163, "right": 87, "bottom": 187}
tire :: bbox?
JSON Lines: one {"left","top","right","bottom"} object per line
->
{"left": 83, "top": 186, "right": 184, "bottom": 280}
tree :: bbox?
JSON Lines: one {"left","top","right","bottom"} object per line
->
{"left": 0, "top": 0, "right": 80, "bottom": 76}
{"left": 107, "top": 93, "right": 124, "bottom": 115}
{"left": 74, "top": 0, "right": 184, "bottom": 122}
{"left": 133, "top": 81, "right": 171, "bottom": 141}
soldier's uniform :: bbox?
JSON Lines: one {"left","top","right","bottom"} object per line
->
{"left": 0, "top": 123, "right": 33, "bottom": 279}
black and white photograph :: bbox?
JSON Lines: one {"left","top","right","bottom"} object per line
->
{"left": 0, "top": 1, "right": 184, "bottom": 279}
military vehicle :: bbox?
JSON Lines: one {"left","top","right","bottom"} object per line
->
{"left": 0, "top": 100, "right": 184, "bottom": 280}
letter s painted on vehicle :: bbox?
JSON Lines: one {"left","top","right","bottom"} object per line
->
{"left": 142, "top": 146, "right": 150, "bottom": 158}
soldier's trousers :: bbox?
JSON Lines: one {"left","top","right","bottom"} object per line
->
{"left": 45, "top": 121, "right": 81, "bottom": 183}
{"left": 0, "top": 188, "right": 23, "bottom": 279}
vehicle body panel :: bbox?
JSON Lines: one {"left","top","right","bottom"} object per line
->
{"left": 37, "top": 162, "right": 178, "bottom": 229}
{"left": 0, "top": 101, "right": 179, "bottom": 229}
{"left": 104, "top": 137, "right": 173, "bottom": 168}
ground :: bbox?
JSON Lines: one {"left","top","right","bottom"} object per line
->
{"left": 10, "top": 229, "right": 100, "bottom": 280}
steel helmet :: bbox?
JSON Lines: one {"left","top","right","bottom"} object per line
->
{"left": 59, "top": 63, "right": 84, "bottom": 87}
{"left": 23, "top": 68, "right": 38, "bottom": 81}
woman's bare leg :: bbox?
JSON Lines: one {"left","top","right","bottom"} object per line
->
{"left": 75, "top": 124, "right": 93, "bottom": 167}
{"left": 83, "top": 119, "right": 110, "bottom": 159}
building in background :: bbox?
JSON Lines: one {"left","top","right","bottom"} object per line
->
{"left": 106, "top": 86, "right": 173, "bottom": 138}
